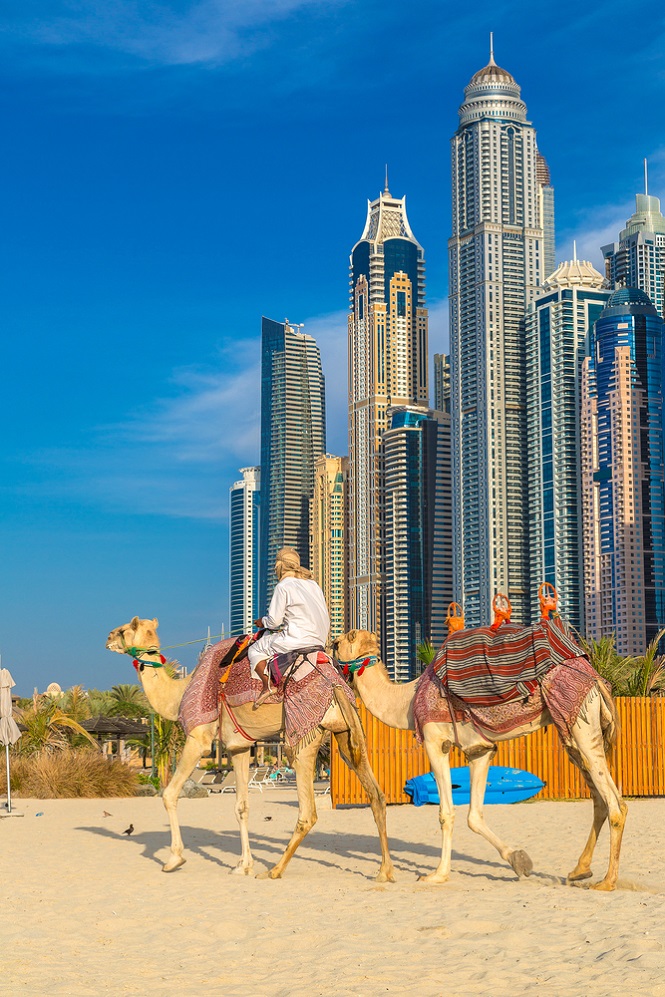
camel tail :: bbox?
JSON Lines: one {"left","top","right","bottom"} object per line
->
{"left": 333, "top": 687, "right": 365, "bottom": 769}
{"left": 597, "top": 680, "right": 619, "bottom": 753}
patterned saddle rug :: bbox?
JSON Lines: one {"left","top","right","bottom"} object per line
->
{"left": 431, "top": 618, "right": 585, "bottom": 708}
{"left": 178, "top": 636, "right": 355, "bottom": 752}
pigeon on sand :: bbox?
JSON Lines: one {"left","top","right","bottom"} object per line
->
{"left": 122, "top": 823, "right": 134, "bottom": 835}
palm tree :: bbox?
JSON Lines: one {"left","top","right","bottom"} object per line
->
{"left": 624, "top": 629, "right": 665, "bottom": 697}
{"left": 15, "top": 693, "right": 97, "bottom": 756}
{"left": 61, "top": 684, "right": 92, "bottom": 723}
{"left": 576, "top": 632, "right": 635, "bottom": 696}
{"left": 109, "top": 684, "right": 149, "bottom": 719}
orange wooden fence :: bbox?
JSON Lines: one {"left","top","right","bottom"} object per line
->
{"left": 330, "top": 697, "right": 665, "bottom": 806}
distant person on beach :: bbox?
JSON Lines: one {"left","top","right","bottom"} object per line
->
{"left": 248, "top": 547, "right": 330, "bottom": 707}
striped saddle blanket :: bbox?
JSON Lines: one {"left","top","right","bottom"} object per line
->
{"left": 432, "top": 619, "right": 585, "bottom": 708}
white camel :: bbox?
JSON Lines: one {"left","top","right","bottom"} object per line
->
{"left": 106, "top": 617, "right": 394, "bottom": 882}
{"left": 334, "top": 629, "right": 627, "bottom": 891}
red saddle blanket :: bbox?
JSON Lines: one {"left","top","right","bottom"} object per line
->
{"left": 178, "top": 637, "right": 355, "bottom": 751}
{"left": 432, "top": 618, "right": 585, "bottom": 708}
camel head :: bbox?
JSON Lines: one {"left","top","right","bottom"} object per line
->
{"left": 106, "top": 617, "right": 160, "bottom": 656}
{"left": 333, "top": 630, "right": 380, "bottom": 683}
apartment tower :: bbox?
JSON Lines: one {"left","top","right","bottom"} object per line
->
{"left": 229, "top": 466, "right": 261, "bottom": 634}
{"left": 348, "top": 181, "right": 428, "bottom": 637}
{"left": 259, "top": 317, "right": 326, "bottom": 606}
{"left": 449, "top": 44, "right": 554, "bottom": 626}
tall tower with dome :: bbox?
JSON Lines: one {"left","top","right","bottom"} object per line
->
{"left": 448, "top": 42, "right": 554, "bottom": 626}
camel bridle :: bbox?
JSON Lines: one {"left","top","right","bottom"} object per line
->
{"left": 115, "top": 628, "right": 166, "bottom": 671}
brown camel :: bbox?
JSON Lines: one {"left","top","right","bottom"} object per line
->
{"left": 106, "top": 617, "right": 394, "bottom": 882}
{"left": 334, "top": 629, "right": 627, "bottom": 891}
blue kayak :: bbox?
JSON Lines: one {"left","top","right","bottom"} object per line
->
{"left": 404, "top": 766, "right": 545, "bottom": 807}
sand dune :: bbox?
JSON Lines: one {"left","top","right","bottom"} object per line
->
{"left": 2, "top": 792, "right": 663, "bottom": 996}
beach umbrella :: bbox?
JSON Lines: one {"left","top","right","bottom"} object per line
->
{"left": 0, "top": 668, "right": 22, "bottom": 814}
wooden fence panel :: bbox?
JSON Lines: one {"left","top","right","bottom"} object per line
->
{"left": 330, "top": 697, "right": 665, "bottom": 806}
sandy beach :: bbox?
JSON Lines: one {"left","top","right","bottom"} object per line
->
{"left": 2, "top": 791, "right": 664, "bottom": 996}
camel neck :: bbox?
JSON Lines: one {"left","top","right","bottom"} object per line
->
{"left": 140, "top": 665, "right": 190, "bottom": 722}
{"left": 354, "top": 661, "right": 417, "bottom": 730}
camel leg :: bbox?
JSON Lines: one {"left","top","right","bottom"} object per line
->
{"left": 466, "top": 750, "right": 533, "bottom": 878}
{"left": 229, "top": 747, "right": 254, "bottom": 875}
{"left": 161, "top": 725, "right": 213, "bottom": 872}
{"left": 334, "top": 727, "right": 395, "bottom": 883}
{"left": 568, "top": 697, "right": 627, "bottom": 892}
{"left": 566, "top": 762, "right": 608, "bottom": 883}
{"left": 257, "top": 731, "right": 323, "bottom": 880}
{"left": 418, "top": 734, "right": 454, "bottom": 883}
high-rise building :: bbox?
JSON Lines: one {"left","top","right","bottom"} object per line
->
{"left": 259, "top": 317, "right": 326, "bottom": 607}
{"left": 348, "top": 181, "right": 428, "bottom": 637}
{"left": 382, "top": 406, "right": 452, "bottom": 681}
{"left": 433, "top": 353, "right": 451, "bottom": 413}
{"left": 581, "top": 288, "right": 665, "bottom": 655}
{"left": 525, "top": 260, "right": 609, "bottom": 631}
{"left": 229, "top": 466, "right": 261, "bottom": 634}
{"left": 602, "top": 178, "right": 665, "bottom": 320}
{"left": 310, "top": 454, "right": 347, "bottom": 641}
{"left": 449, "top": 46, "right": 553, "bottom": 626}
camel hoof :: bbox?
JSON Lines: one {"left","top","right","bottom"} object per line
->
{"left": 590, "top": 879, "right": 616, "bottom": 892}
{"left": 256, "top": 868, "right": 282, "bottom": 880}
{"left": 162, "top": 855, "right": 186, "bottom": 873}
{"left": 375, "top": 867, "right": 396, "bottom": 884}
{"left": 418, "top": 872, "right": 449, "bottom": 884}
{"left": 230, "top": 862, "right": 254, "bottom": 876}
{"left": 508, "top": 849, "right": 533, "bottom": 878}
{"left": 567, "top": 869, "right": 593, "bottom": 883}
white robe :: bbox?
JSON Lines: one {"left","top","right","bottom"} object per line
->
{"left": 247, "top": 576, "right": 330, "bottom": 679}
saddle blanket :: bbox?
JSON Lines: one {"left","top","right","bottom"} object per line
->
{"left": 413, "top": 654, "right": 603, "bottom": 746}
{"left": 178, "top": 638, "right": 355, "bottom": 751}
{"left": 432, "top": 619, "right": 585, "bottom": 708}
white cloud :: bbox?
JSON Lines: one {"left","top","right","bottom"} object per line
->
{"left": 15, "top": 0, "right": 345, "bottom": 67}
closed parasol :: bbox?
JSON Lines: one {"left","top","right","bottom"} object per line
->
{"left": 0, "top": 667, "right": 22, "bottom": 814}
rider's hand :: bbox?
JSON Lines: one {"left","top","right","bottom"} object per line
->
{"left": 253, "top": 619, "right": 264, "bottom": 628}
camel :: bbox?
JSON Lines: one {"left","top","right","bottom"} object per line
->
{"left": 333, "top": 629, "right": 627, "bottom": 891}
{"left": 106, "top": 617, "right": 394, "bottom": 882}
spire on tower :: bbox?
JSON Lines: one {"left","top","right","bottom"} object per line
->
{"left": 384, "top": 164, "right": 390, "bottom": 196}
{"left": 573, "top": 240, "right": 578, "bottom": 262}
{"left": 489, "top": 31, "right": 495, "bottom": 65}
{"left": 644, "top": 157, "right": 649, "bottom": 196}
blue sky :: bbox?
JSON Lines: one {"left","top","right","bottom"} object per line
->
{"left": 1, "top": 0, "right": 664, "bottom": 694}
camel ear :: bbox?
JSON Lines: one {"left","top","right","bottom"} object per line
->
{"left": 152, "top": 618, "right": 159, "bottom": 629}
{"left": 370, "top": 631, "right": 378, "bottom": 641}
{"left": 130, "top": 616, "right": 140, "bottom": 629}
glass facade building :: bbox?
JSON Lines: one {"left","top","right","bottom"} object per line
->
{"left": 382, "top": 406, "right": 452, "bottom": 681}
{"left": 526, "top": 261, "right": 609, "bottom": 631}
{"left": 229, "top": 466, "right": 261, "bottom": 634}
{"left": 602, "top": 193, "right": 665, "bottom": 320}
{"left": 259, "top": 317, "right": 326, "bottom": 607}
{"left": 448, "top": 51, "right": 554, "bottom": 627}
{"left": 310, "top": 454, "right": 348, "bottom": 642}
{"left": 348, "top": 183, "right": 428, "bottom": 638}
{"left": 581, "top": 288, "right": 665, "bottom": 654}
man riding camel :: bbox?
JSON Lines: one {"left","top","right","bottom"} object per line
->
{"left": 248, "top": 546, "right": 330, "bottom": 707}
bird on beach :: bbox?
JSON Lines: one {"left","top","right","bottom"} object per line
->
{"left": 102, "top": 811, "right": 112, "bottom": 818}
{"left": 122, "top": 823, "right": 134, "bottom": 835}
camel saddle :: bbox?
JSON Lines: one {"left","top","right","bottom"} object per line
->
{"left": 432, "top": 618, "right": 585, "bottom": 708}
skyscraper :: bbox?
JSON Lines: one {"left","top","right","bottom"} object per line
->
{"left": 581, "top": 288, "right": 665, "bottom": 655}
{"left": 260, "top": 317, "right": 326, "bottom": 607}
{"left": 602, "top": 175, "right": 665, "bottom": 320}
{"left": 525, "top": 259, "right": 609, "bottom": 630}
{"left": 348, "top": 181, "right": 428, "bottom": 637}
{"left": 310, "top": 454, "right": 347, "bottom": 641}
{"left": 449, "top": 46, "right": 553, "bottom": 626}
{"left": 382, "top": 406, "right": 452, "bottom": 680}
{"left": 433, "top": 353, "right": 451, "bottom": 413}
{"left": 229, "top": 466, "right": 261, "bottom": 634}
